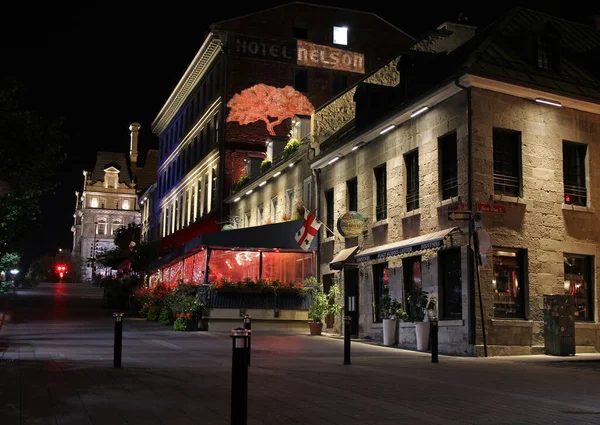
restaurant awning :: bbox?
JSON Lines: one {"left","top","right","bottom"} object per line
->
{"left": 355, "top": 227, "right": 460, "bottom": 263}
{"left": 329, "top": 246, "right": 360, "bottom": 270}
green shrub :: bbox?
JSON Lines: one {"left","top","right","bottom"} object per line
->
{"left": 260, "top": 159, "right": 272, "bottom": 173}
{"left": 282, "top": 138, "right": 301, "bottom": 159}
{"left": 159, "top": 308, "right": 172, "bottom": 325}
{"left": 173, "top": 317, "right": 186, "bottom": 331}
{"left": 146, "top": 306, "right": 160, "bottom": 321}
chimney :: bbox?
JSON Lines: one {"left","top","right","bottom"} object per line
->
{"left": 129, "top": 122, "right": 140, "bottom": 167}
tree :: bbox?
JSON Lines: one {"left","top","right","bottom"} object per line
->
{"left": 0, "top": 78, "right": 65, "bottom": 258}
{"left": 226, "top": 84, "right": 314, "bottom": 135}
{"left": 0, "top": 252, "right": 21, "bottom": 274}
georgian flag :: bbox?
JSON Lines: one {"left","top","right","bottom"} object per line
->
{"left": 295, "top": 208, "right": 322, "bottom": 251}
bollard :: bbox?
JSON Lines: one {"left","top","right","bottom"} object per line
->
{"left": 231, "top": 328, "right": 250, "bottom": 425}
{"left": 431, "top": 320, "right": 439, "bottom": 363}
{"left": 343, "top": 316, "right": 351, "bottom": 365}
{"left": 113, "top": 313, "right": 124, "bottom": 368}
{"left": 243, "top": 314, "right": 252, "bottom": 366}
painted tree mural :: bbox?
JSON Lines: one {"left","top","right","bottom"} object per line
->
{"left": 226, "top": 84, "right": 314, "bottom": 135}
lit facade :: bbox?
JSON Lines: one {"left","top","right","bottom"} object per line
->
{"left": 312, "top": 9, "right": 600, "bottom": 355}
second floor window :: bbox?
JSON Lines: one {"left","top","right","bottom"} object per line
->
{"left": 563, "top": 141, "right": 587, "bottom": 206}
{"left": 294, "top": 69, "right": 308, "bottom": 93}
{"left": 405, "top": 150, "right": 419, "bottom": 211}
{"left": 347, "top": 178, "right": 357, "bottom": 211}
{"left": 375, "top": 165, "right": 387, "bottom": 220}
{"left": 325, "top": 188, "right": 334, "bottom": 238}
{"left": 440, "top": 132, "right": 458, "bottom": 200}
{"left": 285, "top": 189, "right": 294, "bottom": 219}
{"left": 257, "top": 204, "right": 264, "bottom": 225}
{"left": 271, "top": 196, "right": 278, "bottom": 223}
{"left": 493, "top": 128, "right": 521, "bottom": 197}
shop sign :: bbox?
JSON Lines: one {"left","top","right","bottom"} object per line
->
{"left": 476, "top": 202, "right": 507, "bottom": 214}
{"left": 337, "top": 211, "right": 367, "bottom": 238}
{"left": 356, "top": 239, "right": 443, "bottom": 263}
{"left": 231, "top": 34, "right": 297, "bottom": 64}
{"left": 297, "top": 40, "right": 365, "bottom": 73}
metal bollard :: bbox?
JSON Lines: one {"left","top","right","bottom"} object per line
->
{"left": 231, "top": 328, "right": 250, "bottom": 425}
{"left": 343, "top": 316, "right": 351, "bottom": 365}
{"left": 243, "top": 314, "right": 252, "bottom": 366}
{"left": 113, "top": 313, "right": 124, "bottom": 368}
{"left": 431, "top": 320, "right": 439, "bottom": 363}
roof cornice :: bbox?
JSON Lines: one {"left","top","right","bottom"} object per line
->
{"left": 151, "top": 33, "right": 223, "bottom": 135}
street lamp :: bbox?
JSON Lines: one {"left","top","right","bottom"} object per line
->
{"left": 10, "top": 269, "right": 19, "bottom": 292}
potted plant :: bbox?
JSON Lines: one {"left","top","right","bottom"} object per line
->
{"left": 407, "top": 286, "right": 437, "bottom": 351}
{"left": 379, "top": 293, "right": 407, "bottom": 346}
{"left": 306, "top": 277, "right": 341, "bottom": 335}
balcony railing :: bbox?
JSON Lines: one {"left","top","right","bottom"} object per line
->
{"left": 564, "top": 184, "right": 587, "bottom": 206}
{"left": 494, "top": 173, "right": 520, "bottom": 197}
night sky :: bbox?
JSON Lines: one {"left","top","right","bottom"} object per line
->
{"left": 3, "top": 0, "right": 597, "bottom": 268}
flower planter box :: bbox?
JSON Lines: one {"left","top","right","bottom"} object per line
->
{"left": 210, "top": 291, "right": 311, "bottom": 310}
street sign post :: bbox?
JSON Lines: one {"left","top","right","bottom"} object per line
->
{"left": 476, "top": 202, "right": 507, "bottom": 214}
{"left": 447, "top": 211, "right": 471, "bottom": 221}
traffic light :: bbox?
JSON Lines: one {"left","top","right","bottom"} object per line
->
{"left": 55, "top": 264, "right": 68, "bottom": 280}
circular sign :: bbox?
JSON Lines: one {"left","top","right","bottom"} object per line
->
{"left": 337, "top": 211, "right": 367, "bottom": 238}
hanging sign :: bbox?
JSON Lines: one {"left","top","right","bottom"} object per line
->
{"left": 337, "top": 211, "right": 367, "bottom": 238}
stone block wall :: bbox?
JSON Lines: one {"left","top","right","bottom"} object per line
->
{"left": 471, "top": 87, "right": 600, "bottom": 353}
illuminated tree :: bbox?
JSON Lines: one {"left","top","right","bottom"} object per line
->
{"left": 226, "top": 84, "right": 314, "bottom": 135}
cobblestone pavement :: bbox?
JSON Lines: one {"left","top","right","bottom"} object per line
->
{"left": 1, "top": 283, "right": 599, "bottom": 425}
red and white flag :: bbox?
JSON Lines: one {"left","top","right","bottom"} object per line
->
{"left": 295, "top": 208, "right": 322, "bottom": 250}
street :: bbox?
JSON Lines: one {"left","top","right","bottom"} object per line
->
{"left": 1, "top": 283, "right": 599, "bottom": 425}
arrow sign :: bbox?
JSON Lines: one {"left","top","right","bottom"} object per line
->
{"left": 448, "top": 210, "right": 471, "bottom": 221}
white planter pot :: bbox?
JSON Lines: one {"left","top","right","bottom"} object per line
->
{"left": 415, "top": 321, "right": 430, "bottom": 351}
{"left": 382, "top": 318, "right": 396, "bottom": 346}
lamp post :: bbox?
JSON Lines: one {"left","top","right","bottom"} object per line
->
{"left": 10, "top": 269, "right": 19, "bottom": 293}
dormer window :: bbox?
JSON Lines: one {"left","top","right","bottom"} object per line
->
{"left": 293, "top": 21, "right": 308, "bottom": 39}
{"left": 103, "top": 166, "right": 121, "bottom": 189}
{"left": 91, "top": 197, "right": 98, "bottom": 208}
{"left": 333, "top": 26, "right": 348, "bottom": 45}
{"left": 534, "top": 23, "right": 561, "bottom": 71}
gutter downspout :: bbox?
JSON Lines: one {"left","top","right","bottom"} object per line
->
{"left": 455, "top": 78, "right": 486, "bottom": 356}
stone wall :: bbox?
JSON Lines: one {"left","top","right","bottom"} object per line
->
{"left": 471, "top": 87, "right": 600, "bottom": 354}
{"left": 312, "top": 58, "right": 401, "bottom": 148}
{"left": 318, "top": 91, "right": 472, "bottom": 354}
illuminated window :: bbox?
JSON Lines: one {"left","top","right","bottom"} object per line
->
{"left": 333, "top": 26, "right": 348, "bottom": 45}
{"left": 244, "top": 212, "right": 251, "bottom": 228}
{"left": 492, "top": 248, "right": 527, "bottom": 319}
{"left": 91, "top": 197, "right": 98, "bottom": 208}
{"left": 257, "top": 204, "right": 264, "bottom": 225}
{"left": 270, "top": 196, "right": 278, "bottom": 223}
{"left": 122, "top": 199, "right": 129, "bottom": 210}
{"left": 564, "top": 254, "right": 594, "bottom": 321}
{"left": 111, "top": 220, "right": 122, "bottom": 235}
{"left": 97, "top": 220, "right": 107, "bottom": 235}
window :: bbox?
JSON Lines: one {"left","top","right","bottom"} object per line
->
{"left": 91, "top": 197, "right": 98, "bottom": 208}
{"left": 122, "top": 200, "right": 130, "bottom": 210}
{"left": 294, "top": 69, "right": 308, "bottom": 93}
{"left": 333, "top": 26, "right": 348, "bottom": 45}
{"left": 191, "top": 185, "right": 197, "bottom": 221}
{"left": 271, "top": 196, "right": 278, "bottom": 223}
{"left": 303, "top": 177, "right": 313, "bottom": 211}
{"left": 375, "top": 165, "right": 387, "bottom": 220}
{"left": 211, "top": 168, "right": 217, "bottom": 211}
{"left": 333, "top": 73, "right": 347, "bottom": 96}
{"left": 403, "top": 256, "right": 422, "bottom": 312}
{"left": 372, "top": 262, "right": 388, "bottom": 323}
{"left": 203, "top": 175, "right": 209, "bottom": 214}
{"left": 325, "top": 188, "right": 334, "bottom": 238}
{"left": 439, "top": 249, "right": 462, "bottom": 319}
{"left": 347, "top": 178, "right": 357, "bottom": 211}
{"left": 564, "top": 254, "right": 594, "bottom": 321}
{"left": 97, "top": 220, "right": 107, "bottom": 235}
{"left": 174, "top": 199, "right": 179, "bottom": 231}
{"left": 185, "top": 190, "right": 190, "bottom": 226}
{"left": 563, "top": 141, "right": 587, "bottom": 206}
{"left": 111, "top": 219, "right": 122, "bottom": 236}
{"left": 293, "top": 21, "right": 308, "bottom": 39}
{"left": 405, "top": 150, "right": 419, "bottom": 211}
{"left": 115, "top": 201, "right": 119, "bottom": 210}
{"left": 439, "top": 132, "right": 458, "bottom": 200}
{"left": 493, "top": 129, "right": 521, "bottom": 197}
{"left": 257, "top": 204, "right": 264, "bottom": 225}
{"left": 537, "top": 36, "right": 560, "bottom": 71}
{"left": 197, "top": 178, "right": 203, "bottom": 218}
{"left": 285, "top": 188, "right": 294, "bottom": 219}
{"left": 244, "top": 212, "right": 251, "bottom": 228}
{"left": 492, "top": 248, "right": 527, "bottom": 319}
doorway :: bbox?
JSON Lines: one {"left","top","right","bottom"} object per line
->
{"left": 344, "top": 268, "right": 359, "bottom": 337}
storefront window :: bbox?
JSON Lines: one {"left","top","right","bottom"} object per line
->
{"left": 261, "top": 251, "right": 314, "bottom": 284}
{"left": 403, "top": 256, "right": 422, "bottom": 313}
{"left": 492, "top": 248, "right": 526, "bottom": 318}
{"left": 372, "top": 262, "right": 388, "bottom": 323}
{"left": 564, "top": 254, "right": 594, "bottom": 321}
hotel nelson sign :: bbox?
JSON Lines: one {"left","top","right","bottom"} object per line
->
{"left": 231, "top": 34, "right": 365, "bottom": 74}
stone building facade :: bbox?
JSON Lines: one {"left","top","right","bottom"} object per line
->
{"left": 311, "top": 7, "right": 600, "bottom": 355}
